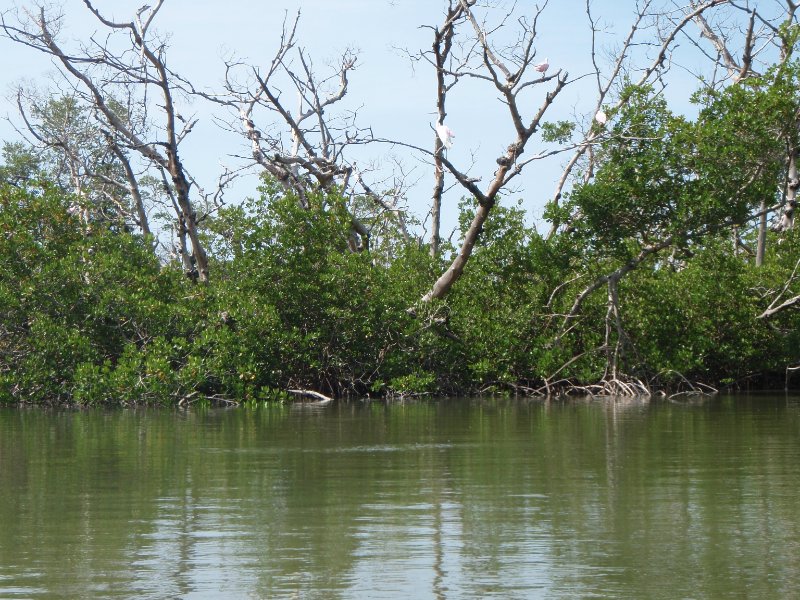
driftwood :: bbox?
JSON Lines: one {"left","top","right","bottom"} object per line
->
{"left": 287, "top": 389, "right": 334, "bottom": 405}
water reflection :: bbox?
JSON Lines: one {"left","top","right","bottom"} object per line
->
{"left": 0, "top": 396, "right": 799, "bottom": 598}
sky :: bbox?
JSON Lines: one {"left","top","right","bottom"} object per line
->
{"left": 0, "top": 1, "right": 710, "bottom": 237}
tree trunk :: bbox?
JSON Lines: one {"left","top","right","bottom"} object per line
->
{"left": 430, "top": 160, "right": 443, "bottom": 257}
{"left": 422, "top": 200, "right": 493, "bottom": 302}
{"left": 777, "top": 148, "right": 799, "bottom": 231}
{"left": 167, "top": 149, "right": 208, "bottom": 282}
{"left": 755, "top": 198, "right": 767, "bottom": 266}
{"left": 428, "top": 4, "right": 462, "bottom": 257}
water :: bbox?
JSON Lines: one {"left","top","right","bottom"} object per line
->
{"left": 1, "top": 395, "right": 799, "bottom": 599}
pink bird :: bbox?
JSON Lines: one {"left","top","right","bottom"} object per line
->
{"left": 435, "top": 122, "right": 455, "bottom": 150}
{"left": 534, "top": 57, "right": 549, "bottom": 74}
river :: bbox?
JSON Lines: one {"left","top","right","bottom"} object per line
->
{"left": 1, "top": 395, "right": 798, "bottom": 598}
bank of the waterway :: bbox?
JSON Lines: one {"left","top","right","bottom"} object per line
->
{"left": 1, "top": 395, "right": 798, "bottom": 598}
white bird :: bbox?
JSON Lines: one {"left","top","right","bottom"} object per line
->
{"left": 435, "top": 122, "right": 455, "bottom": 150}
{"left": 595, "top": 110, "right": 608, "bottom": 125}
{"left": 534, "top": 57, "right": 549, "bottom": 74}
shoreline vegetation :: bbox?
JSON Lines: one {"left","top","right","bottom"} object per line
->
{"left": 2, "top": 4, "right": 800, "bottom": 406}
{"left": 2, "top": 180, "right": 800, "bottom": 407}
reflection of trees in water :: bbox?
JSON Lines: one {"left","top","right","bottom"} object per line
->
{"left": 1, "top": 400, "right": 799, "bottom": 597}
{"left": 431, "top": 488, "right": 446, "bottom": 600}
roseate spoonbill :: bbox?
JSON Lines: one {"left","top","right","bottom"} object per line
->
{"left": 595, "top": 110, "right": 608, "bottom": 125}
{"left": 534, "top": 58, "right": 549, "bottom": 74}
{"left": 436, "top": 122, "right": 455, "bottom": 150}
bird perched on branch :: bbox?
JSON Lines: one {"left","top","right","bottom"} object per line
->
{"left": 595, "top": 110, "right": 608, "bottom": 125}
{"left": 534, "top": 57, "right": 549, "bottom": 74}
{"left": 435, "top": 122, "right": 455, "bottom": 150}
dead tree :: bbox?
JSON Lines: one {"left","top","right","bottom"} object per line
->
{"left": 12, "top": 89, "right": 154, "bottom": 238}
{"left": 410, "top": 1, "right": 739, "bottom": 307}
{"left": 406, "top": 0, "right": 568, "bottom": 303}
{"left": 425, "top": 2, "right": 469, "bottom": 257}
{"left": 197, "top": 12, "right": 413, "bottom": 254}
{"left": 2, "top": 1, "right": 210, "bottom": 280}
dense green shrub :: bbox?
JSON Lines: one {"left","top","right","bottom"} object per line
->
{"left": 3, "top": 169, "right": 800, "bottom": 405}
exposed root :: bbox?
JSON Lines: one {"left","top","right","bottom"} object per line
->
{"left": 178, "top": 393, "right": 240, "bottom": 407}
{"left": 786, "top": 363, "right": 800, "bottom": 390}
{"left": 655, "top": 370, "right": 718, "bottom": 399}
{"left": 570, "top": 374, "right": 651, "bottom": 398}
{"left": 525, "top": 370, "right": 719, "bottom": 399}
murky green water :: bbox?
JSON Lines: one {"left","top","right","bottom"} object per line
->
{"left": 1, "top": 395, "right": 799, "bottom": 599}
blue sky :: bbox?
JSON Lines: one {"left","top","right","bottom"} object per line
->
{"left": 0, "top": 1, "right": 702, "bottom": 236}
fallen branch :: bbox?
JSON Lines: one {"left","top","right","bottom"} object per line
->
{"left": 287, "top": 388, "right": 335, "bottom": 404}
